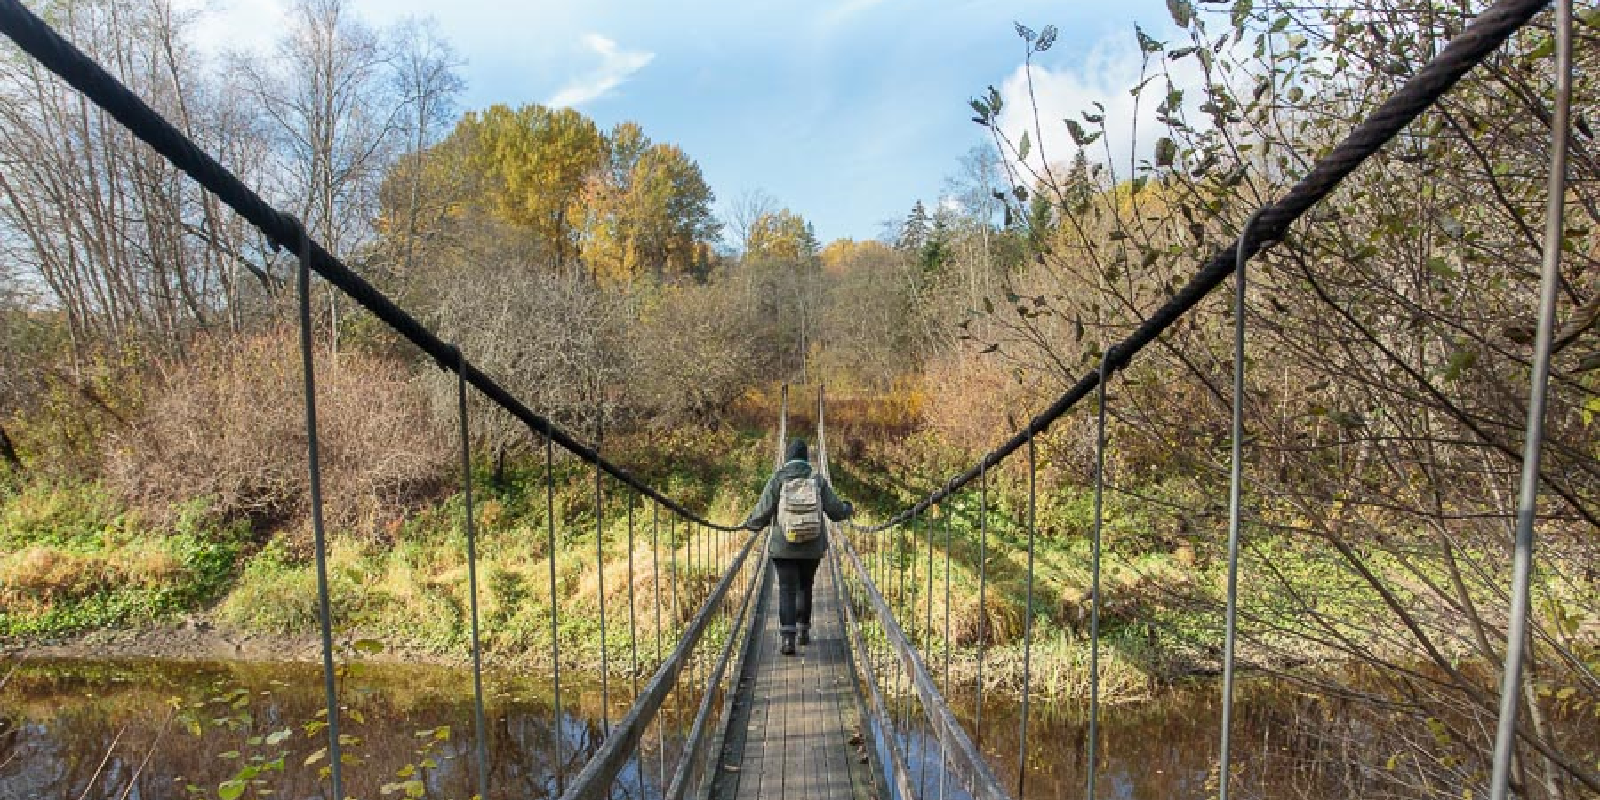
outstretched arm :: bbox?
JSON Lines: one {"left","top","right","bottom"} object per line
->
{"left": 821, "top": 478, "right": 854, "bottom": 522}
{"left": 741, "top": 475, "right": 781, "bottom": 530}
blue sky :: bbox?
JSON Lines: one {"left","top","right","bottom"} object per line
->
{"left": 191, "top": 0, "right": 1183, "bottom": 245}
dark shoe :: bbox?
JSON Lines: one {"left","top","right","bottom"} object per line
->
{"left": 780, "top": 633, "right": 797, "bottom": 656}
{"left": 797, "top": 628, "right": 811, "bottom": 646}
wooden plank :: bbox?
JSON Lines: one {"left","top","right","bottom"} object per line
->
{"left": 715, "top": 556, "right": 879, "bottom": 800}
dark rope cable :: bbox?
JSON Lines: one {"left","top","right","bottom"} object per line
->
{"left": 1017, "top": 433, "right": 1036, "bottom": 800}
{"left": 1490, "top": 1, "right": 1572, "bottom": 797}
{"left": 797, "top": 0, "right": 1553, "bottom": 533}
{"left": 1219, "top": 208, "right": 1264, "bottom": 800}
{"left": 295, "top": 222, "right": 344, "bottom": 800}
{"left": 1086, "top": 356, "right": 1109, "bottom": 800}
{"left": 0, "top": 0, "right": 747, "bottom": 534}
{"left": 457, "top": 348, "right": 491, "bottom": 800}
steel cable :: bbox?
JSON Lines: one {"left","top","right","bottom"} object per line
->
{"left": 1219, "top": 208, "right": 1264, "bottom": 800}
{"left": 1490, "top": 2, "right": 1573, "bottom": 798}
{"left": 806, "top": 0, "right": 1555, "bottom": 534}
{"left": 457, "top": 348, "right": 491, "bottom": 800}
{"left": 546, "top": 435, "right": 565, "bottom": 797}
{"left": 1017, "top": 434, "right": 1036, "bottom": 800}
{"left": 295, "top": 222, "right": 343, "bottom": 800}
{"left": 1086, "top": 357, "right": 1109, "bottom": 800}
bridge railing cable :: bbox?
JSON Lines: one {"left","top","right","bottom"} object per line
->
{"left": 0, "top": 0, "right": 744, "bottom": 538}
{"left": 846, "top": 0, "right": 1556, "bottom": 535}
{"left": 812, "top": 1, "right": 1569, "bottom": 799}
{"left": 0, "top": 7, "right": 770, "bottom": 800}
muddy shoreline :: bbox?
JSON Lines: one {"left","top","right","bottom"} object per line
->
{"left": 2, "top": 620, "right": 469, "bottom": 667}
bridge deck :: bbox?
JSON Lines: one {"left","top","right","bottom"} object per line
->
{"left": 710, "top": 557, "right": 876, "bottom": 800}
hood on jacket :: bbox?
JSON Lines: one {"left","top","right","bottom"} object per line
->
{"left": 785, "top": 438, "right": 808, "bottom": 463}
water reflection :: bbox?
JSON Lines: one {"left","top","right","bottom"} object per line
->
{"left": 5, "top": 659, "right": 1552, "bottom": 800}
{"left": 877, "top": 679, "right": 1373, "bottom": 800}
{"left": 0, "top": 658, "right": 707, "bottom": 800}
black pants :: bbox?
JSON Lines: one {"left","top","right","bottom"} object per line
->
{"left": 772, "top": 557, "right": 821, "bottom": 634}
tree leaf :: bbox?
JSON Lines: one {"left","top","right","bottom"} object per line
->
{"left": 1066, "top": 119, "right": 1088, "bottom": 146}
{"left": 1155, "top": 137, "right": 1177, "bottom": 167}
{"left": 1136, "top": 25, "right": 1164, "bottom": 53}
{"left": 1232, "top": 0, "right": 1254, "bottom": 34}
{"left": 1018, "top": 130, "right": 1032, "bottom": 162}
{"left": 219, "top": 781, "right": 247, "bottom": 800}
{"left": 1166, "top": 0, "right": 1194, "bottom": 28}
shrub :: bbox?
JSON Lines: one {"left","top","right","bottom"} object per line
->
{"left": 105, "top": 329, "right": 450, "bottom": 533}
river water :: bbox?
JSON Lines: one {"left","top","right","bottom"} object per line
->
{"left": 1, "top": 657, "right": 1374, "bottom": 800}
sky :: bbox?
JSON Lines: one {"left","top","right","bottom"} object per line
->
{"left": 185, "top": 0, "right": 1187, "bottom": 246}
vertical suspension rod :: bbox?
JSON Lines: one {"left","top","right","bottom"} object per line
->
{"left": 1489, "top": 2, "right": 1572, "bottom": 798}
{"left": 546, "top": 435, "right": 565, "bottom": 796}
{"left": 595, "top": 410, "right": 611, "bottom": 737}
{"left": 1219, "top": 209, "right": 1263, "bottom": 800}
{"left": 295, "top": 223, "right": 343, "bottom": 800}
{"left": 1086, "top": 356, "right": 1109, "bottom": 800}
{"left": 1017, "top": 433, "right": 1036, "bottom": 800}
{"left": 457, "top": 349, "right": 491, "bottom": 800}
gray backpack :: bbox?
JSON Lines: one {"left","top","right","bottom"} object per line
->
{"left": 779, "top": 476, "right": 823, "bottom": 543}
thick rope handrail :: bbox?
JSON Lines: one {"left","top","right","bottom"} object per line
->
{"left": 0, "top": 0, "right": 743, "bottom": 533}
{"left": 851, "top": 0, "right": 1550, "bottom": 532}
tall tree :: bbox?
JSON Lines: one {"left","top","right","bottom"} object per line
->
{"left": 897, "top": 200, "right": 931, "bottom": 252}
{"left": 237, "top": 0, "right": 408, "bottom": 355}
{"left": 0, "top": 0, "right": 266, "bottom": 356}
{"left": 454, "top": 103, "right": 605, "bottom": 268}
{"left": 746, "top": 208, "right": 819, "bottom": 262}
{"left": 383, "top": 17, "right": 464, "bottom": 291}
{"left": 726, "top": 187, "right": 779, "bottom": 255}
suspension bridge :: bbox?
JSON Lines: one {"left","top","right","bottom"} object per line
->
{"left": 0, "top": 0, "right": 1583, "bottom": 799}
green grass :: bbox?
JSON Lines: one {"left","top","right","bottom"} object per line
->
{"left": 213, "top": 426, "right": 772, "bottom": 666}
{"left": 0, "top": 482, "right": 247, "bottom": 636}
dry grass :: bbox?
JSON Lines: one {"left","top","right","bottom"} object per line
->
{"left": 1, "top": 541, "right": 183, "bottom": 600}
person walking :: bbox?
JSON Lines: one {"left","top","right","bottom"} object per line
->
{"left": 742, "top": 438, "right": 853, "bottom": 655}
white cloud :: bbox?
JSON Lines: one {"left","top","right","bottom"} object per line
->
{"left": 547, "top": 34, "right": 654, "bottom": 108}
{"left": 994, "top": 29, "right": 1205, "bottom": 186}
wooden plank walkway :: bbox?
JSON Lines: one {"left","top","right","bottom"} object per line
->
{"left": 709, "top": 557, "right": 879, "bottom": 800}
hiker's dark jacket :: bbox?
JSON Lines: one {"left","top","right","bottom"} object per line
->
{"left": 741, "top": 459, "right": 853, "bottom": 559}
